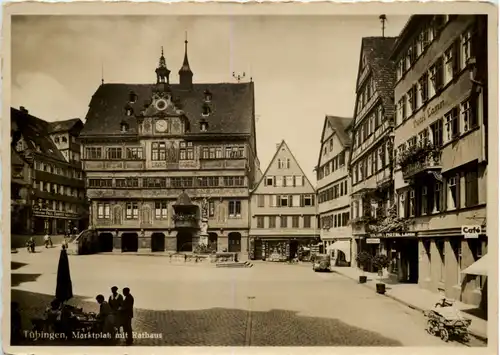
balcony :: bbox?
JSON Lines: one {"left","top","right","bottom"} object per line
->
{"left": 400, "top": 144, "right": 442, "bottom": 182}
{"left": 172, "top": 214, "right": 199, "bottom": 229}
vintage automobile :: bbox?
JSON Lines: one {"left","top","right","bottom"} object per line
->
{"left": 312, "top": 253, "right": 331, "bottom": 272}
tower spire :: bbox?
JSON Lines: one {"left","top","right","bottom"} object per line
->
{"left": 155, "top": 46, "right": 171, "bottom": 85}
{"left": 179, "top": 31, "right": 193, "bottom": 89}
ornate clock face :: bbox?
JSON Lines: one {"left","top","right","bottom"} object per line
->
{"left": 155, "top": 119, "right": 168, "bottom": 133}
{"left": 155, "top": 99, "right": 168, "bottom": 111}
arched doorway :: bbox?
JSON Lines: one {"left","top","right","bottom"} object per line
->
{"left": 228, "top": 232, "right": 241, "bottom": 252}
{"left": 122, "top": 232, "right": 139, "bottom": 252}
{"left": 177, "top": 232, "right": 193, "bottom": 252}
{"left": 98, "top": 233, "right": 114, "bottom": 252}
{"left": 208, "top": 232, "right": 218, "bottom": 252}
{"left": 151, "top": 232, "right": 165, "bottom": 252}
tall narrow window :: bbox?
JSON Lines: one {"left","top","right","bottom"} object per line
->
{"left": 461, "top": 29, "right": 473, "bottom": 70}
{"left": 257, "top": 216, "right": 264, "bottom": 228}
{"left": 461, "top": 98, "right": 478, "bottom": 132}
{"left": 422, "top": 186, "right": 428, "bottom": 215}
{"left": 126, "top": 202, "right": 139, "bottom": 219}
{"left": 447, "top": 174, "right": 460, "bottom": 210}
{"left": 269, "top": 216, "right": 276, "bottom": 228}
{"left": 430, "top": 119, "right": 443, "bottom": 147}
{"left": 155, "top": 201, "right": 168, "bottom": 219}
{"left": 228, "top": 201, "right": 241, "bottom": 217}
{"left": 280, "top": 216, "right": 288, "bottom": 228}
{"left": 465, "top": 168, "right": 479, "bottom": 207}
{"left": 445, "top": 107, "right": 459, "bottom": 142}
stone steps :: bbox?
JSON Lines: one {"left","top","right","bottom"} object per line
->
{"left": 216, "top": 261, "right": 253, "bottom": 268}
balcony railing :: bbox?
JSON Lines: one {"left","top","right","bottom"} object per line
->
{"left": 402, "top": 156, "right": 442, "bottom": 181}
{"left": 173, "top": 214, "right": 199, "bottom": 229}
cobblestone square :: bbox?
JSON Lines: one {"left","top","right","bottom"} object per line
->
{"left": 10, "top": 247, "right": 476, "bottom": 347}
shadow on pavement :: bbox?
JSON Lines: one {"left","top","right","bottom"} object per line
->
{"left": 11, "top": 289, "right": 402, "bottom": 347}
{"left": 12, "top": 262, "right": 28, "bottom": 270}
{"left": 11, "top": 274, "right": 42, "bottom": 288}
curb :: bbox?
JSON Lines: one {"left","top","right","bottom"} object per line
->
{"left": 331, "top": 269, "right": 488, "bottom": 343}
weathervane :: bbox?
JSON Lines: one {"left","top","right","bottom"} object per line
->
{"left": 379, "top": 15, "right": 387, "bottom": 38}
{"left": 232, "top": 72, "right": 246, "bottom": 83}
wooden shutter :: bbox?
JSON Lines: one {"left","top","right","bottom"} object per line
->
{"left": 276, "top": 195, "right": 281, "bottom": 207}
{"left": 288, "top": 195, "right": 293, "bottom": 207}
{"left": 311, "top": 195, "right": 315, "bottom": 206}
{"left": 302, "top": 176, "right": 305, "bottom": 186}
{"left": 273, "top": 177, "right": 276, "bottom": 187}
{"left": 300, "top": 195, "right": 304, "bottom": 207}
{"left": 456, "top": 173, "right": 461, "bottom": 209}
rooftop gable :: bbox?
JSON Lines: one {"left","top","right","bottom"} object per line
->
{"left": 253, "top": 140, "right": 315, "bottom": 194}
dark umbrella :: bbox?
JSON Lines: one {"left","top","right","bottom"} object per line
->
{"left": 55, "top": 248, "right": 73, "bottom": 302}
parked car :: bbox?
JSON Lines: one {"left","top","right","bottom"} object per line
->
{"left": 313, "top": 253, "right": 331, "bottom": 272}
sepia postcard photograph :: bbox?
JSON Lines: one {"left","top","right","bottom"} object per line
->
{"left": 2, "top": 2, "right": 498, "bottom": 353}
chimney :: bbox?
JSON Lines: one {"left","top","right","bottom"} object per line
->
{"left": 20, "top": 106, "right": 28, "bottom": 114}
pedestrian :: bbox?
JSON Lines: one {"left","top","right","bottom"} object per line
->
{"left": 95, "top": 294, "right": 116, "bottom": 340}
{"left": 44, "top": 234, "right": 50, "bottom": 248}
{"left": 27, "top": 237, "right": 35, "bottom": 253}
{"left": 120, "top": 287, "right": 134, "bottom": 345}
{"left": 108, "top": 286, "right": 124, "bottom": 333}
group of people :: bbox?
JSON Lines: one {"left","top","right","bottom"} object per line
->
{"left": 95, "top": 286, "right": 135, "bottom": 345}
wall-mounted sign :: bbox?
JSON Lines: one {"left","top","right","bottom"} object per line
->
{"left": 413, "top": 99, "right": 446, "bottom": 128}
{"left": 462, "top": 225, "right": 481, "bottom": 239}
{"left": 33, "top": 209, "right": 79, "bottom": 219}
{"left": 366, "top": 238, "right": 380, "bottom": 244}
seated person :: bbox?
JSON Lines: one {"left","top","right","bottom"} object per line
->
{"left": 44, "top": 299, "right": 62, "bottom": 332}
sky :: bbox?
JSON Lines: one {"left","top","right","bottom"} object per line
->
{"left": 11, "top": 15, "right": 409, "bottom": 183}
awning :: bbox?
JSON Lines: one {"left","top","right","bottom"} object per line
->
{"left": 327, "top": 240, "right": 351, "bottom": 262}
{"left": 461, "top": 254, "right": 488, "bottom": 276}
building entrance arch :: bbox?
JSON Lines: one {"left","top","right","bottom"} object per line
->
{"left": 122, "top": 232, "right": 139, "bottom": 252}
{"left": 151, "top": 232, "right": 166, "bottom": 252}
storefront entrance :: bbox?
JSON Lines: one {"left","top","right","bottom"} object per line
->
{"left": 177, "top": 232, "right": 193, "bottom": 252}
{"left": 121, "top": 232, "right": 139, "bottom": 252}
{"left": 228, "top": 232, "right": 241, "bottom": 252}
{"left": 387, "top": 238, "right": 419, "bottom": 283}
{"left": 151, "top": 232, "right": 165, "bottom": 252}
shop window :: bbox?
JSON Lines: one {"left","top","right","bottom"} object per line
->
{"left": 450, "top": 239, "right": 462, "bottom": 284}
{"left": 257, "top": 216, "right": 264, "bottom": 228}
{"left": 436, "top": 240, "right": 445, "bottom": 283}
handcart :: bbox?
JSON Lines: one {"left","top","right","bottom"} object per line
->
{"left": 425, "top": 307, "right": 471, "bottom": 343}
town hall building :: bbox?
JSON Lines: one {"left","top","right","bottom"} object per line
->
{"left": 79, "top": 40, "right": 259, "bottom": 255}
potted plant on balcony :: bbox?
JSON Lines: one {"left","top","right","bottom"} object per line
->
{"left": 355, "top": 251, "right": 372, "bottom": 284}
{"left": 372, "top": 253, "right": 391, "bottom": 294}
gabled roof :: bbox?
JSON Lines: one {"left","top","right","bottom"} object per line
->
{"left": 253, "top": 140, "right": 315, "bottom": 193}
{"left": 80, "top": 82, "right": 255, "bottom": 137}
{"left": 48, "top": 118, "right": 83, "bottom": 134}
{"left": 316, "top": 115, "right": 353, "bottom": 171}
{"left": 11, "top": 108, "right": 67, "bottom": 162}
{"left": 353, "top": 37, "right": 398, "bottom": 127}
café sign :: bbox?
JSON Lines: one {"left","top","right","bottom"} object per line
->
{"left": 462, "top": 225, "right": 481, "bottom": 239}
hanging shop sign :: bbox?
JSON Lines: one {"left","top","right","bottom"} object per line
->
{"left": 462, "top": 225, "right": 481, "bottom": 239}
{"left": 366, "top": 238, "right": 381, "bottom": 244}
{"left": 375, "top": 232, "right": 416, "bottom": 238}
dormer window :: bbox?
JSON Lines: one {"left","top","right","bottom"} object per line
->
{"left": 121, "top": 122, "right": 129, "bottom": 133}
{"left": 54, "top": 137, "right": 60, "bottom": 143}
{"left": 204, "top": 90, "right": 212, "bottom": 102}
{"left": 202, "top": 104, "right": 211, "bottom": 117}
{"left": 129, "top": 91, "right": 138, "bottom": 103}
{"left": 62, "top": 137, "right": 67, "bottom": 143}
{"left": 200, "top": 120, "right": 209, "bottom": 132}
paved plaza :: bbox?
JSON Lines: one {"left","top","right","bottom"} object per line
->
{"left": 11, "top": 246, "right": 483, "bottom": 347}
